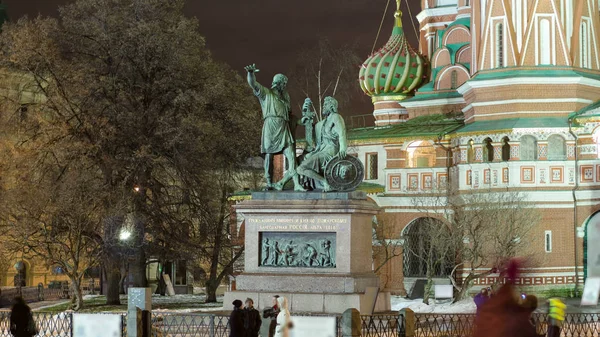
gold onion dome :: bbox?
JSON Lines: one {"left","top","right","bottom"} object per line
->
{"left": 359, "top": 1, "right": 428, "bottom": 102}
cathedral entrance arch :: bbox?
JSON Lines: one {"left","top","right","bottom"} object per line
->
{"left": 402, "top": 217, "right": 453, "bottom": 278}
{"left": 585, "top": 211, "right": 600, "bottom": 278}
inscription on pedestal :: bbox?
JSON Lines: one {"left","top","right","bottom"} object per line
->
{"left": 259, "top": 232, "right": 336, "bottom": 268}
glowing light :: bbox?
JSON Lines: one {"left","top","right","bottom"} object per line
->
{"left": 119, "top": 229, "right": 132, "bottom": 241}
{"left": 133, "top": 186, "right": 140, "bottom": 192}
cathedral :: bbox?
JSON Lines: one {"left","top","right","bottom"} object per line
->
{"left": 345, "top": 0, "right": 600, "bottom": 294}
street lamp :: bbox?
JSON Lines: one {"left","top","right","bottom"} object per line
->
{"left": 119, "top": 228, "right": 133, "bottom": 242}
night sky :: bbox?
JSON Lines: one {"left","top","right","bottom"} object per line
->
{"left": 3, "top": 0, "right": 422, "bottom": 115}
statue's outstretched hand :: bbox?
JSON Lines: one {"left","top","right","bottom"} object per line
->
{"left": 337, "top": 149, "right": 347, "bottom": 159}
{"left": 244, "top": 64, "right": 260, "bottom": 73}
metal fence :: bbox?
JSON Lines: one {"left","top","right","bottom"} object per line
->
{"left": 0, "top": 311, "right": 598, "bottom": 337}
{"left": 411, "top": 312, "right": 600, "bottom": 337}
{"left": 0, "top": 280, "right": 101, "bottom": 308}
{"left": 362, "top": 313, "right": 405, "bottom": 337}
{"left": 151, "top": 312, "right": 229, "bottom": 337}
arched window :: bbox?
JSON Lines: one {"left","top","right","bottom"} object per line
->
{"left": 467, "top": 139, "right": 474, "bottom": 163}
{"left": 548, "top": 135, "right": 567, "bottom": 160}
{"left": 539, "top": 18, "right": 552, "bottom": 65}
{"left": 520, "top": 135, "right": 538, "bottom": 160}
{"left": 502, "top": 137, "right": 510, "bottom": 161}
{"left": 451, "top": 70, "right": 458, "bottom": 89}
{"left": 407, "top": 141, "right": 436, "bottom": 168}
{"left": 402, "top": 218, "right": 454, "bottom": 278}
{"left": 496, "top": 22, "right": 504, "bottom": 68}
{"left": 483, "top": 138, "right": 494, "bottom": 162}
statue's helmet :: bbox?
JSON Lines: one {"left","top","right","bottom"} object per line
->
{"left": 323, "top": 96, "right": 339, "bottom": 115}
{"left": 272, "top": 74, "right": 288, "bottom": 89}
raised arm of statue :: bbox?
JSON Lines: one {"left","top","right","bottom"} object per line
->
{"left": 244, "top": 64, "right": 265, "bottom": 99}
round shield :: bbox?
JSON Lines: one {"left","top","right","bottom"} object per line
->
{"left": 324, "top": 155, "right": 364, "bottom": 191}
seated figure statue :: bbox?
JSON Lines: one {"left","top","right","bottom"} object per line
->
{"left": 297, "top": 96, "right": 347, "bottom": 192}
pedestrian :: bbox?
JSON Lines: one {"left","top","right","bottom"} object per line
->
{"left": 274, "top": 296, "right": 292, "bottom": 337}
{"left": 10, "top": 297, "right": 37, "bottom": 337}
{"left": 263, "top": 295, "right": 280, "bottom": 337}
{"left": 472, "top": 259, "right": 540, "bottom": 337}
{"left": 229, "top": 299, "right": 245, "bottom": 337}
{"left": 473, "top": 288, "right": 490, "bottom": 315}
{"left": 243, "top": 298, "right": 262, "bottom": 337}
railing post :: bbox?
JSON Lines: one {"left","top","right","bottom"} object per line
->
{"left": 38, "top": 283, "right": 44, "bottom": 301}
{"left": 399, "top": 309, "right": 415, "bottom": 337}
{"left": 341, "top": 308, "right": 361, "bottom": 337}
{"left": 209, "top": 314, "right": 215, "bottom": 337}
{"left": 127, "top": 288, "right": 152, "bottom": 337}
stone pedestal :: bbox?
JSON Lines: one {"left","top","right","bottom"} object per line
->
{"left": 224, "top": 191, "right": 391, "bottom": 314}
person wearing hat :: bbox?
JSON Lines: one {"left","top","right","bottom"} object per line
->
{"left": 229, "top": 299, "right": 245, "bottom": 337}
{"left": 263, "top": 295, "right": 280, "bottom": 337}
{"left": 243, "top": 298, "right": 262, "bottom": 337}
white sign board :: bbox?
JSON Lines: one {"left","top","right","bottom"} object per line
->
{"left": 290, "top": 316, "right": 336, "bottom": 337}
{"left": 581, "top": 277, "right": 600, "bottom": 306}
{"left": 435, "top": 285, "right": 454, "bottom": 299}
{"left": 73, "top": 314, "right": 122, "bottom": 337}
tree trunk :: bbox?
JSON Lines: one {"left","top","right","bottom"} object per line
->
{"left": 70, "top": 277, "right": 84, "bottom": 311}
{"left": 205, "top": 279, "right": 219, "bottom": 303}
{"left": 105, "top": 259, "right": 121, "bottom": 305}
{"left": 455, "top": 274, "right": 476, "bottom": 302}
{"left": 423, "top": 271, "right": 433, "bottom": 305}
{"left": 131, "top": 248, "right": 147, "bottom": 287}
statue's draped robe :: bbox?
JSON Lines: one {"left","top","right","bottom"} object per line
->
{"left": 253, "top": 84, "right": 294, "bottom": 154}
{"left": 300, "top": 113, "right": 346, "bottom": 172}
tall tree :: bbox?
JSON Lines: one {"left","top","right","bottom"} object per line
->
{"left": 0, "top": 0, "right": 260, "bottom": 306}
{"left": 288, "top": 38, "right": 363, "bottom": 121}
{"left": 410, "top": 186, "right": 541, "bottom": 303}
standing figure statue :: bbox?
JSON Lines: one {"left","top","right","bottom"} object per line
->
{"left": 297, "top": 96, "right": 347, "bottom": 192}
{"left": 245, "top": 64, "right": 305, "bottom": 191}
{"left": 262, "top": 238, "right": 273, "bottom": 266}
{"left": 269, "top": 241, "right": 281, "bottom": 266}
{"left": 319, "top": 240, "right": 333, "bottom": 267}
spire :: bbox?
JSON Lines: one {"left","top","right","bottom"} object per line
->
{"left": 394, "top": 0, "right": 402, "bottom": 28}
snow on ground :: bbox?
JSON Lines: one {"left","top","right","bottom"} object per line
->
{"left": 391, "top": 296, "right": 476, "bottom": 314}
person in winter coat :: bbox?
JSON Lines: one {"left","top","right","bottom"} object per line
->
{"left": 229, "top": 300, "right": 246, "bottom": 337}
{"left": 274, "top": 296, "right": 291, "bottom": 337}
{"left": 10, "top": 297, "right": 36, "bottom": 337}
{"left": 473, "top": 288, "right": 490, "bottom": 315}
{"left": 263, "top": 295, "right": 280, "bottom": 337}
{"left": 472, "top": 260, "right": 542, "bottom": 337}
{"left": 243, "top": 298, "right": 262, "bottom": 337}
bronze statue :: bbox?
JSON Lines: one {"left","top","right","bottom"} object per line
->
{"left": 297, "top": 96, "right": 347, "bottom": 192}
{"left": 244, "top": 64, "right": 305, "bottom": 191}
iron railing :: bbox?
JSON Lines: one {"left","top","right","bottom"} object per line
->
{"left": 362, "top": 313, "right": 405, "bottom": 337}
{"left": 0, "top": 310, "right": 598, "bottom": 337}
{"left": 0, "top": 311, "right": 73, "bottom": 337}
{"left": 413, "top": 313, "right": 474, "bottom": 337}
{"left": 151, "top": 312, "right": 229, "bottom": 337}
{"left": 411, "top": 313, "right": 600, "bottom": 337}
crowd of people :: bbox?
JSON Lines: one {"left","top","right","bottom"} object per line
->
{"left": 229, "top": 295, "right": 291, "bottom": 337}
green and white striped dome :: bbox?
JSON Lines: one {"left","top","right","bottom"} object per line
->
{"left": 359, "top": 2, "right": 428, "bottom": 102}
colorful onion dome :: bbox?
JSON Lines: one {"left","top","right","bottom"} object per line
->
{"left": 359, "top": 0, "right": 428, "bottom": 102}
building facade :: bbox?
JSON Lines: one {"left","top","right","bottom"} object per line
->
{"left": 347, "top": 0, "right": 600, "bottom": 294}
